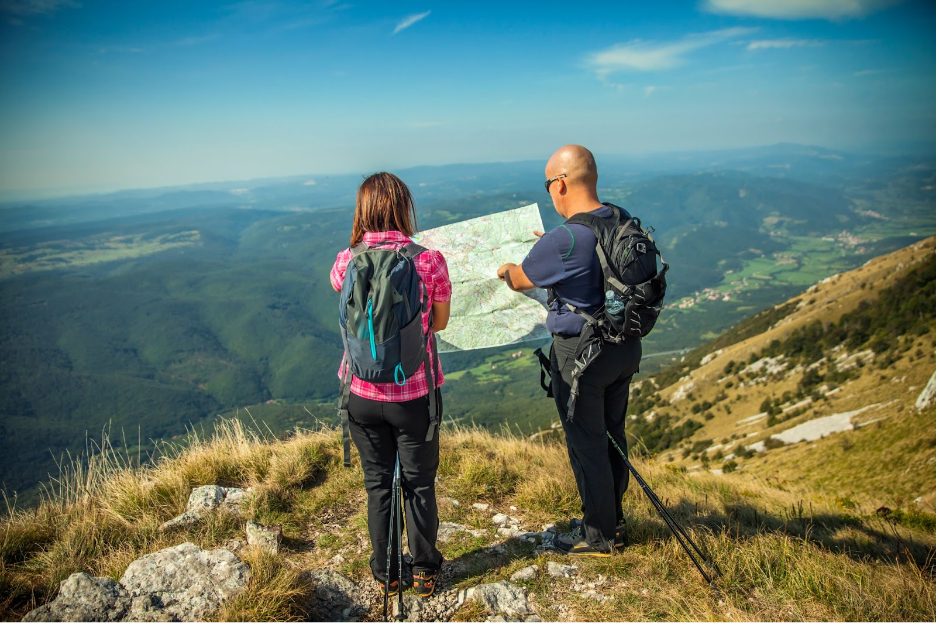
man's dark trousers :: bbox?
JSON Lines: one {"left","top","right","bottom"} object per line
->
{"left": 347, "top": 392, "right": 444, "bottom": 580}
{"left": 550, "top": 334, "right": 641, "bottom": 548}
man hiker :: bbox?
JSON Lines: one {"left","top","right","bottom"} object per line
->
{"left": 497, "top": 145, "right": 642, "bottom": 556}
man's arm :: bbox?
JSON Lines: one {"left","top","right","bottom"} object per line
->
{"left": 497, "top": 262, "right": 536, "bottom": 292}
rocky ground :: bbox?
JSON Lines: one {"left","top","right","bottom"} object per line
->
{"left": 23, "top": 484, "right": 614, "bottom": 622}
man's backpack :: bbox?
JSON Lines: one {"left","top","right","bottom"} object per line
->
{"left": 564, "top": 202, "right": 668, "bottom": 341}
{"left": 336, "top": 241, "right": 439, "bottom": 466}
{"left": 536, "top": 203, "right": 668, "bottom": 420}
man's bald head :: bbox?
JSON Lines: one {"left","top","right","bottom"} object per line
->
{"left": 546, "top": 144, "right": 598, "bottom": 191}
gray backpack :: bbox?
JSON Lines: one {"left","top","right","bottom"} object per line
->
{"left": 336, "top": 241, "right": 439, "bottom": 466}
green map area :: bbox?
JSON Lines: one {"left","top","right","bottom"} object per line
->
{"left": 414, "top": 203, "right": 549, "bottom": 352}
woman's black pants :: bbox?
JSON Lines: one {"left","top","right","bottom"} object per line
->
{"left": 347, "top": 391, "right": 443, "bottom": 581}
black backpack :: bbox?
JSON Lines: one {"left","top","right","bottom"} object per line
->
{"left": 564, "top": 203, "right": 668, "bottom": 340}
{"left": 536, "top": 203, "right": 668, "bottom": 419}
{"left": 336, "top": 241, "right": 439, "bottom": 466}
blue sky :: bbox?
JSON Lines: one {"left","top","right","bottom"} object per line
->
{"left": 0, "top": 0, "right": 935, "bottom": 198}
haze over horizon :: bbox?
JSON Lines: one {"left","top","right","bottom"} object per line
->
{"left": 0, "top": 0, "right": 935, "bottom": 199}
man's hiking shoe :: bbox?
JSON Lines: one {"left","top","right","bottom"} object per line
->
{"left": 412, "top": 569, "right": 438, "bottom": 598}
{"left": 571, "top": 517, "right": 627, "bottom": 549}
{"left": 552, "top": 530, "right": 613, "bottom": 558}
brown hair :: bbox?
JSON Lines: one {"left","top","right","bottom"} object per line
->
{"left": 350, "top": 172, "right": 417, "bottom": 246}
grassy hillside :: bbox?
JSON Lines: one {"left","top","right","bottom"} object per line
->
{"left": 1, "top": 420, "right": 934, "bottom": 622}
{"left": 624, "top": 237, "right": 936, "bottom": 519}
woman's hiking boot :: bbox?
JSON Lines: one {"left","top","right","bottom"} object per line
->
{"left": 412, "top": 569, "right": 438, "bottom": 598}
{"left": 378, "top": 578, "right": 401, "bottom": 593}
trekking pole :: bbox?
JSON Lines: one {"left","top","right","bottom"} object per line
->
{"left": 394, "top": 453, "right": 406, "bottom": 621}
{"left": 383, "top": 454, "right": 396, "bottom": 621}
{"left": 607, "top": 432, "right": 722, "bottom": 586}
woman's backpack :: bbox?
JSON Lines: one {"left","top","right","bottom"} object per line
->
{"left": 336, "top": 241, "right": 439, "bottom": 466}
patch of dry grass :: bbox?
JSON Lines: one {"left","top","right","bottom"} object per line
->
{"left": 213, "top": 547, "right": 313, "bottom": 622}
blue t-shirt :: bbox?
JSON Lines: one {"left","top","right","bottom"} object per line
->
{"left": 521, "top": 205, "right": 611, "bottom": 336}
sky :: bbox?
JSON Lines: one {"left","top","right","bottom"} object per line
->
{"left": 0, "top": 0, "right": 935, "bottom": 198}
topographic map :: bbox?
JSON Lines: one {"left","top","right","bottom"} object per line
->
{"left": 414, "top": 203, "right": 550, "bottom": 352}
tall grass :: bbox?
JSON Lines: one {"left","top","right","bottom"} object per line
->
{"left": 2, "top": 419, "right": 935, "bottom": 622}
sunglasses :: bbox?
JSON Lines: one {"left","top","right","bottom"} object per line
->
{"left": 544, "top": 173, "right": 567, "bottom": 193}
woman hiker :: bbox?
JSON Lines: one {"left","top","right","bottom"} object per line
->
{"left": 329, "top": 171, "right": 451, "bottom": 598}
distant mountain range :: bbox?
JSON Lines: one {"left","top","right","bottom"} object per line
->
{"left": 0, "top": 144, "right": 934, "bottom": 502}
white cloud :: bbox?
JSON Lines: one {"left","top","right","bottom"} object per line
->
{"left": 702, "top": 0, "right": 902, "bottom": 21}
{"left": 229, "top": 188, "right": 251, "bottom": 196}
{"left": 302, "top": 179, "right": 318, "bottom": 186}
{"left": 747, "top": 38, "right": 825, "bottom": 51}
{"left": 643, "top": 85, "right": 657, "bottom": 97}
{"left": 587, "top": 27, "right": 757, "bottom": 76}
{"left": 392, "top": 10, "right": 430, "bottom": 35}
{"left": 853, "top": 68, "right": 886, "bottom": 76}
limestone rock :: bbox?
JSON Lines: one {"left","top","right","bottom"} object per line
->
{"left": 306, "top": 570, "right": 369, "bottom": 621}
{"left": 397, "top": 587, "right": 466, "bottom": 622}
{"left": 581, "top": 590, "right": 609, "bottom": 602}
{"left": 438, "top": 521, "right": 487, "bottom": 542}
{"left": 160, "top": 485, "right": 253, "bottom": 531}
{"left": 546, "top": 561, "right": 577, "bottom": 578}
{"left": 23, "top": 573, "right": 130, "bottom": 622}
{"left": 120, "top": 542, "right": 250, "bottom": 621}
{"left": 465, "top": 581, "right": 534, "bottom": 619}
{"left": 497, "top": 526, "right": 526, "bottom": 539}
{"left": 246, "top": 520, "right": 282, "bottom": 554}
{"left": 510, "top": 565, "right": 538, "bottom": 582}
{"left": 472, "top": 502, "right": 490, "bottom": 511}
{"left": 915, "top": 371, "right": 936, "bottom": 411}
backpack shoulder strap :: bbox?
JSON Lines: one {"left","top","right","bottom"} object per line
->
{"left": 337, "top": 347, "right": 354, "bottom": 467}
{"left": 399, "top": 242, "right": 428, "bottom": 260}
{"left": 565, "top": 209, "right": 630, "bottom": 295}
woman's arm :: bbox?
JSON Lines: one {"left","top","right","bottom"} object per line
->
{"left": 431, "top": 301, "right": 450, "bottom": 332}
{"left": 330, "top": 249, "right": 350, "bottom": 292}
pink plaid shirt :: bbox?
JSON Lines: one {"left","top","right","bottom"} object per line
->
{"left": 330, "top": 231, "right": 451, "bottom": 402}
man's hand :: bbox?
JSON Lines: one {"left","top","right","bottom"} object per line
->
{"left": 497, "top": 262, "right": 536, "bottom": 292}
{"left": 533, "top": 230, "right": 544, "bottom": 238}
{"left": 497, "top": 263, "right": 515, "bottom": 281}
